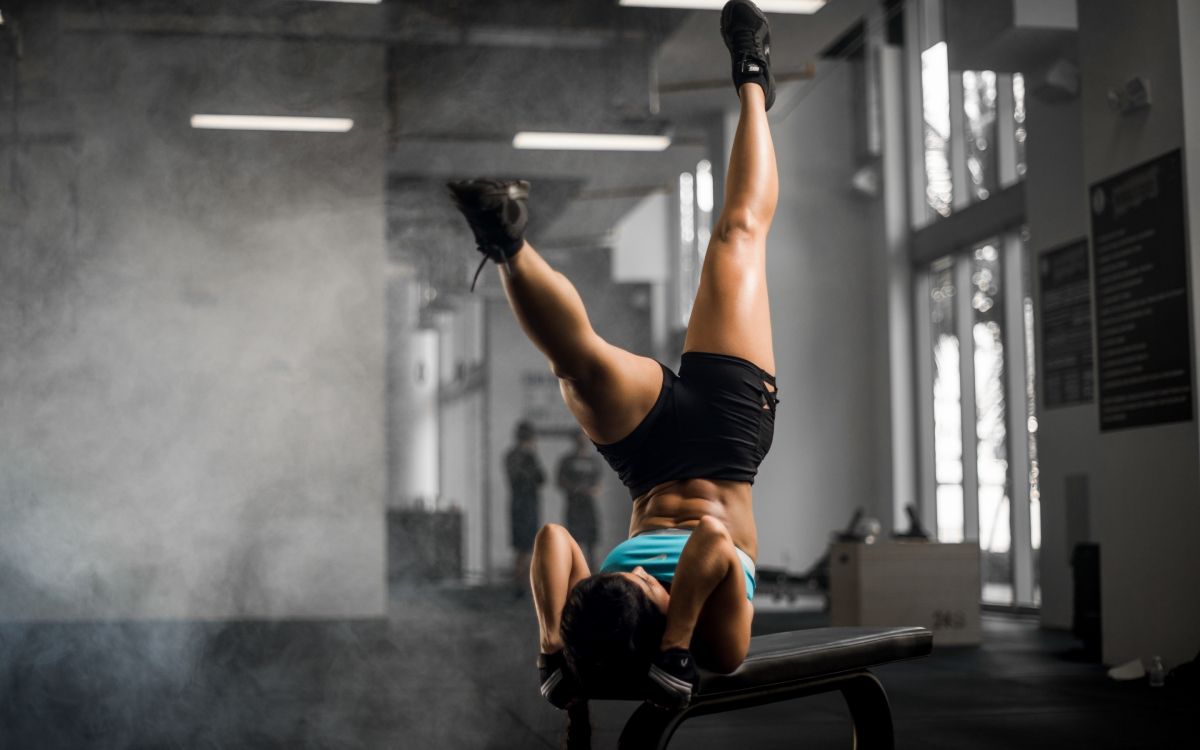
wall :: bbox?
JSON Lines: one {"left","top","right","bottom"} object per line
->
{"left": 1072, "top": 0, "right": 1200, "bottom": 666}
{"left": 1184, "top": 0, "right": 1200, "bottom": 475}
{"left": 746, "top": 62, "right": 892, "bottom": 573}
{"left": 431, "top": 298, "right": 486, "bottom": 577}
{"left": 387, "top": 273, "right": 439, "bottom": 508}
{"left": 0, "top": 24, "right": 388, "bottom": 619}
{"left": 1022, "top": 48, "right": 1092, "bottom": 629}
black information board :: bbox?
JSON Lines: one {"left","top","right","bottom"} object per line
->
{"left": 1039, "top": 240, "right": 1094, "bottom": 408}
{"left": 1089, "top": 149, "right": 1193, "bottom": 431}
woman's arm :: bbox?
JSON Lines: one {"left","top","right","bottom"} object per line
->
{"left": 530, "top": 523, "right": 591, "bottom": 652}
{"left": 660, "top": 515, "right": 752, "bottom": 671}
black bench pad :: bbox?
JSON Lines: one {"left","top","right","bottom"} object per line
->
{"left": 609, "top": 626, "right": 933, "bottom": 749}
{"left": 697, "top": 626, "right": 932, "bottom": 699}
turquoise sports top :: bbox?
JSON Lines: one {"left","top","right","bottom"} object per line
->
{"left": 599, "top": 529, "right": 757, "bottom": 600}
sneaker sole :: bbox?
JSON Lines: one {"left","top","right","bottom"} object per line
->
{"left": 720, "top": 0, "right": 769, "bottom": 54}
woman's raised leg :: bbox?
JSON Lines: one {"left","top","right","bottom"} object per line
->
{"left": 449, "top": 179, "right": 661, "bottom": 444}
{"left": 497, "top": 243, "right": 662, "bottom": 445}
{"left": 683, "top": 64, "right": 778, "bottom": 376}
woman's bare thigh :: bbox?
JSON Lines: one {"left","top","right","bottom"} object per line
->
{"left": 559, "top": 344, "right": 663, "bottom": 445}
{"left": 682, "top": 235, "right": 775, "bottom": 376}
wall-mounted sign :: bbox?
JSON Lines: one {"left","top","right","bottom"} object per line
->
{"left": 520, "top": 370, "right": 573, "bottom": 428}
{"left": 1089, "top": 149, "right": 1193, "bottom": 431}
{"left": 1039, "top": 239, "right": 1094, "bottom": 408}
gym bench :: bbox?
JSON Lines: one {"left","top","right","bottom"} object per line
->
{"left": 595, "top": 626, "right": 932, "bottom": 750}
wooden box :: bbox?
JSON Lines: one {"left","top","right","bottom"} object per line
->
{"left": 829, "top": 541, "right": 981, "bottom": 646}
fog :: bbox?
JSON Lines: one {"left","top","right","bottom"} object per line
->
{"left": 10, "top": 0, "right": 1195, "bottom": 747}
{"left": 0, "top": 0, "right": 698, "bottom": 745}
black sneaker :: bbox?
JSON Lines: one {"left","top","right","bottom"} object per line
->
{"left": 645, "top": 648, "right": 699, "bottom": 710}
{"left": 720, "top": 0, "right": 775, "bottom": 110}
{"left": 447, "top": 179, "right": 530, "bottom": 290}
{"left": 538, "top": 651, "right": 582, "bottom": 710}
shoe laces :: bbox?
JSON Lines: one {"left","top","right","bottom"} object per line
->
{"left": 732, "top": 28, "right": 760, "bottom": 52}
{"left": 469, "top": 247, "right": 515, "bottom": 292}
{"left": 470, "top": 255, "right": 489, "bottom": 292}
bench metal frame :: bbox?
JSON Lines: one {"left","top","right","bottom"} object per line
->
{"left": 618, "top": 668, "right": 895, "bottom": 750}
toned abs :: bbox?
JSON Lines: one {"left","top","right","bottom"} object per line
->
{"left": 629, "top": 477, "right": 758, "bottom": 560}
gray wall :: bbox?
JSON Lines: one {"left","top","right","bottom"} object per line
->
{"left": 1078, "top": 0, "right": 1200, "bottom": 668}
{"left": 750, "top": 63, "right": 892, "bottom": 573}
{"left": 1184, "top": 0, "right": 1200, "bottom": 475}
{"left": 0, "top": 28, "right": 388, "bottom": 619}
{"left": 1029, "top": 0, "right": 1200, "bottom": 664}
{"left": 1023, "top": 52, "right": 1092, "bottom": 629}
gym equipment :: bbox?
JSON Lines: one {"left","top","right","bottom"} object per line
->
{"left": 585, "top": 625, "right": 932, "bottom": 749}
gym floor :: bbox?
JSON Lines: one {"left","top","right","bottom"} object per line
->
{"left": 0, "top": 585, "right": 1191, "bottom": 748}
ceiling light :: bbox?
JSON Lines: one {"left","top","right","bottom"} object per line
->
{"left": 306, "top": 0, "right": 383, "bottom": 5}
{"left": 190, "top": 115, "right": 355, "bottom": 132}
{"left": 512, "top": 132, "right": 671, "bottom": 151}
{"left": 619, "top": 0, "right": 825, "bottom": 13}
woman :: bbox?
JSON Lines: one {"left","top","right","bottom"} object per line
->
{"left": 449, "top": 0, "right": 778, "bottom": 711}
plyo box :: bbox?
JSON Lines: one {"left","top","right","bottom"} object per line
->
{"left": 829, "top": 541, "right": 981, "bottom": 646}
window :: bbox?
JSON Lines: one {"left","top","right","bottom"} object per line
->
{"left": 930, "top": 256, "right": 963, "bottom": 542}
{"left": 962, "top": 72, "right": 999, "bottom": 202}
{"left": 910, "top": 0, "right": 1028, "bottom": 227}
{"left": 678, "top": 171, "right": 696, "bottom": 326}
{"left": 970, "top": 239, "right": 1011, "bottom": 604}
{"left": 677, "top": 160, "right": 715, "bottom": 328}
{"left": 921, "top": 42, "right": 953, "bottom": 219}
{"left": 919, "top": 230, "right": 1040, "bottom": 607}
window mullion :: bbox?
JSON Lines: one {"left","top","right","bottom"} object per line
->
{"left": 1004, "top": 233, "right": 1034, "bottom": 605}
{"left": 949, "top": 71, "right": 970, "bottom": 212}
{"left": 915, "top": 269, "right": 938, "bottom": 535}
{"left": 955, "top": 253, "right": 979, "bottom": 542}
{"left": 996, "top": 75, "right": 1018, "bottom": 188}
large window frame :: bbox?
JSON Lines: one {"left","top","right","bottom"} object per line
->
{"left": 905, "top": 0, "right": 1038, "bottom": 609}
{"left": 915, "top": 233, "right": 1037, "bottom": 607}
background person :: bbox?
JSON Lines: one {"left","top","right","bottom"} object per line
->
{"left": 504, "top": 420, "right": 545, "bottom": 593}
{"left": 556, "top": 430, "right": 603, "bottom": 571}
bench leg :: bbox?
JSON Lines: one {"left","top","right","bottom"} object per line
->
{"left": 840, "top": 671, "right": 894, "bottom": 750}
{"left": 617, "top": 702, "right": 686, "bottom": 750}
{"left": 617, "top": 669, "right": 896, "bottom": 750}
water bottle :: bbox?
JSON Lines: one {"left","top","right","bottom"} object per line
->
{"left": 1148, "top": 656, "right": 1165, "bottom": 688}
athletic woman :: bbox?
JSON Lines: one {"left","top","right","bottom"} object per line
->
{"left": 448, "top": 0, "right": 778, "bottom": 711}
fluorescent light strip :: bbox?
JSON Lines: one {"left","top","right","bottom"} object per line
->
{"left": 619, "top": 0, "right": 825, "bottom": 13}
{"left": 512, "top": 132, "right": 671, "bottom": 152}
{"left": 306, "top": 0, "right": 382, "bottom": 5}
{"left": 191, "top": 115, "right": 354, "bottom": 132}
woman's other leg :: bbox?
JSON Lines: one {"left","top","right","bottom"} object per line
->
{"left": 683, "top": 82, "right": 778, "bottom": 376}
{"left": 499, "top": 244, "right": 662, "bottom": 444}
{"left": 660, "top": 516, "right": 753, "bottom": 673}
{"left": 450, "top": 181, "right": 661, "bottom": 443}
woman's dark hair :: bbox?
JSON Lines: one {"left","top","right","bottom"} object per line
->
{"left": 559, "top": 574, "right": 667, "bottom": 694}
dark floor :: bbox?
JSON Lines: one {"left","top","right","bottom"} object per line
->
{"left": 0, "top": 585, "right": 1193, "bottom": 749}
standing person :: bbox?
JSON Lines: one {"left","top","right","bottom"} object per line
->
{"left": 505, "top": 420, "right": 545, "bottom": 593}
{"left": 556, "top": 430, "right": 603, "bottom": 571}
{"left": 450, "top": 0, "right": 778, "bottom": 713}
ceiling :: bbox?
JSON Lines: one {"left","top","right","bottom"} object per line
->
{"left": 5, "top": 0, "right": 875, "bottom": 294}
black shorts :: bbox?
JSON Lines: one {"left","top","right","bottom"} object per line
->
{"left": 595, "top": 352, "right": 778, "bottom": 499}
